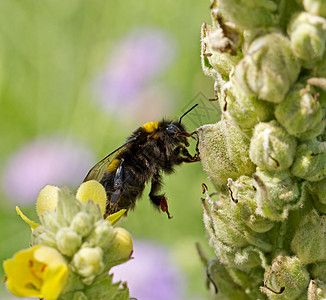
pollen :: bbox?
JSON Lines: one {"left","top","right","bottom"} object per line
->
{"left": 152, "top": 132, "right": 160, "bottom": 139}
{"left": 142, "top": 121, "right": 159, "bottom": 133}
{"left": 106, "top": 159, "right": 120, "bottom": 172}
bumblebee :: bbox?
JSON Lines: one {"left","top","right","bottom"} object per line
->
{"left": 83, "top": 104, "right": 200, "bottom": 219}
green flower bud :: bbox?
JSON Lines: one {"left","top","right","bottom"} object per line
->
{"left": 83, "top": 199, "right": 103, "bottom": 224}
{"left": 70, "top": 212, "right": 93, "bottom": 238}
{"left": 111, "top": 227, "right": 133, "bottom": 261}
{"left": 203, "top": 186, "right": 274, "bottom": 252}
{"left": 206, "top": 259, "right": 265, "bottom": 299}
{"left": 291, "top": 140, "right": 326, "bottom": 181}
{"left": 234, "top": 33, "right": 300, "bottom": 103}
{"left": 201, "top": 22, "right": 242, "bottom": 78}
{"left": 202, "top": 196, "right": 269, "bottom": 269}
{"left": 311, "top": 195, "right": 326, "bottom": 214}
{"left": 211, "top": 239, "right": 268, "bottom": 270}
{"left": 288, "top": 12, "right": 326, "bottom": 67}
{"left": 303, "top": 0, "right": 326, "bottom": 18}
{"left": 261, "top": 255, "right": 310, "bottom": 299}
{"left": 32, "top": 226, "right": 57, "bottom": 248}
{"left": 213, "top": 0, "right": 277, "bottom": 29}
{"left": 275, "top": 84, "right": 324, "bottom": 140}
{"left": 72, "top": 247, "right": 104, "bottom": 281}
{"left": 224, "top": 83, "right": 273, "bottom": 128}
{"left": 253, "top": 169, "right": 302, "bottom": 221}
{"left": 227, "top": 266, "right": 266, "bottom": 299}
{"left": 291, "top": 209, "right": 326, "bottom": 264}
{"left": 299, "top": 118, "right": 326, "bottom": 141}
{"left": 229, "top": 176, "right": 275, "bottom": 233}
{"left": 308, "top": 279, "right": 326, "bottom": 300}
{"left": 85, "top": 220, "right": 114, "bottom": 251}
{"left": 307, "top": 179, "right": 326, "bottom": 213}
{"left": 201, "top": 19, "right": 242, "bottom": 76}
{"left": 249, "top": 120, "right": 297, "bottom": 172}
{"left": 39, "top": 210, "right": 60, "bottom": 233}
{"left": 206, "top": 259, "right": 248, "bottom": 299}
{"left": 310, "top": 261, "right": 326, "bottom": 282}
{"left": 204, "top": 193, "right": 255, "bottom": 248}
{"left": 56, "top": 227, "right": 82, "bottom": 257}
{"left": 245, "top": 214, "right": 275, "bottom": 234}
{"left": 310, "top": 177, "right": 326, "bottom": 204}
{"left": 313, "top": 51, "right": 326, "bottom": 79}
{"left": 56, "top": 188, "right": 82, "bottom": 226}
{"left": 199, "top": 120, "right": 256, "bottom": 191}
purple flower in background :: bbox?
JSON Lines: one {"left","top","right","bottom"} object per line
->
{"left": 111, "top": 240, "right": 201, "bottom": 300}
{"left": 1, "top": 136, "right": 94, "bottom": 205}
{"left": 94, "top": 27, "right": 177, "bottom": 122}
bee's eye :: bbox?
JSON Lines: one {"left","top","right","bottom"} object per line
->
{"left": 166, "top": 124, "right": 180, "bottom": 135}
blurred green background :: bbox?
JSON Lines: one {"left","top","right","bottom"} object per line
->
{"left": 0, "top": 0, "right": 217, "bottom": 299}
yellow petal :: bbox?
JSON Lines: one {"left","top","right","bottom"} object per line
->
{"left": 16, "top": 206, "right": 39, "bottom": 231}
{"left": 76, "top": 180, "right": 107, "bottom": 215}
{"left": 3, "top": 246, "right": 68, "bottom": 300}
{"left": 3, "top": 246, "right": 43, "bottom": 298}
{"left": 105, "top": 209, "right": 126, "bottom": 225}
{"left": 34, "top": 246, "right": 68, "bottom": 300}
{"left": 41, "top": 263, "right": 68, "bottom": 300}
{"left": 34, "top": 245, "right": 66, "bottom": 264}
{"left": 36, "top": 185, "right": 60, "bottom": 216}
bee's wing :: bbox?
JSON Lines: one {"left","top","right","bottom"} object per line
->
{"left": 83, "top": 138, "right": 136, "bottom": 182}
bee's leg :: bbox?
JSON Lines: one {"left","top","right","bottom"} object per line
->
{"left": 105, "top": 159, "right": 125, "bottom": 217}
{"left": 172, "top": 146, "right": 199, "bottom": 165}
{"left": 172, "top": 146, "right": 200, "bottom": 164}
{"left": 176, "top": 130, "right": 200, "bottom": 162}
{"left": 180, "top": 146, "right": 200, "bottom": 163}
{"left": 149, "top": 173, "right": 172, "bottom": 219}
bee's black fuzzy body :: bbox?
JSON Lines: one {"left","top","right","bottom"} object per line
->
{"left": 84, "top": 108, "right": 200, "bottom": 219}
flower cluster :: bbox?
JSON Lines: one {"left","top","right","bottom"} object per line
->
{"left": 3, "top": 180, "right": 133, "bottom": 300}
{"left": 200, "top": 0, "right": 326, "bottom": 299}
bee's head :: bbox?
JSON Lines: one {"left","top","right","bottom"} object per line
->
{"left": 165, "top": 122, "right": 189, "bottom": 146}
{"left": 164, "top": 104, "right": 199, "bottom": 146}
{"left": 166, "top": 123, "right": 183, "bottom": 135}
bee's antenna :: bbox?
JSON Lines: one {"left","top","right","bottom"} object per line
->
{"left": 179, "top": 103, "right": 198, "bottom": 124}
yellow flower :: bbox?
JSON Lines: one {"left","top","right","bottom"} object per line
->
{"left": 3, "top": 245, "right": 68, "bottom": 300}
{"left": 17, "top": 181, "right": 126, "bottom": 230}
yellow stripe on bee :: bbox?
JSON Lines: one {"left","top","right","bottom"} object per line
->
{"left": 106, "top": 158, "right": 120, "bottom": 172}
{"left": 142, "top": 121, "right": 159, "bottom": 133}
